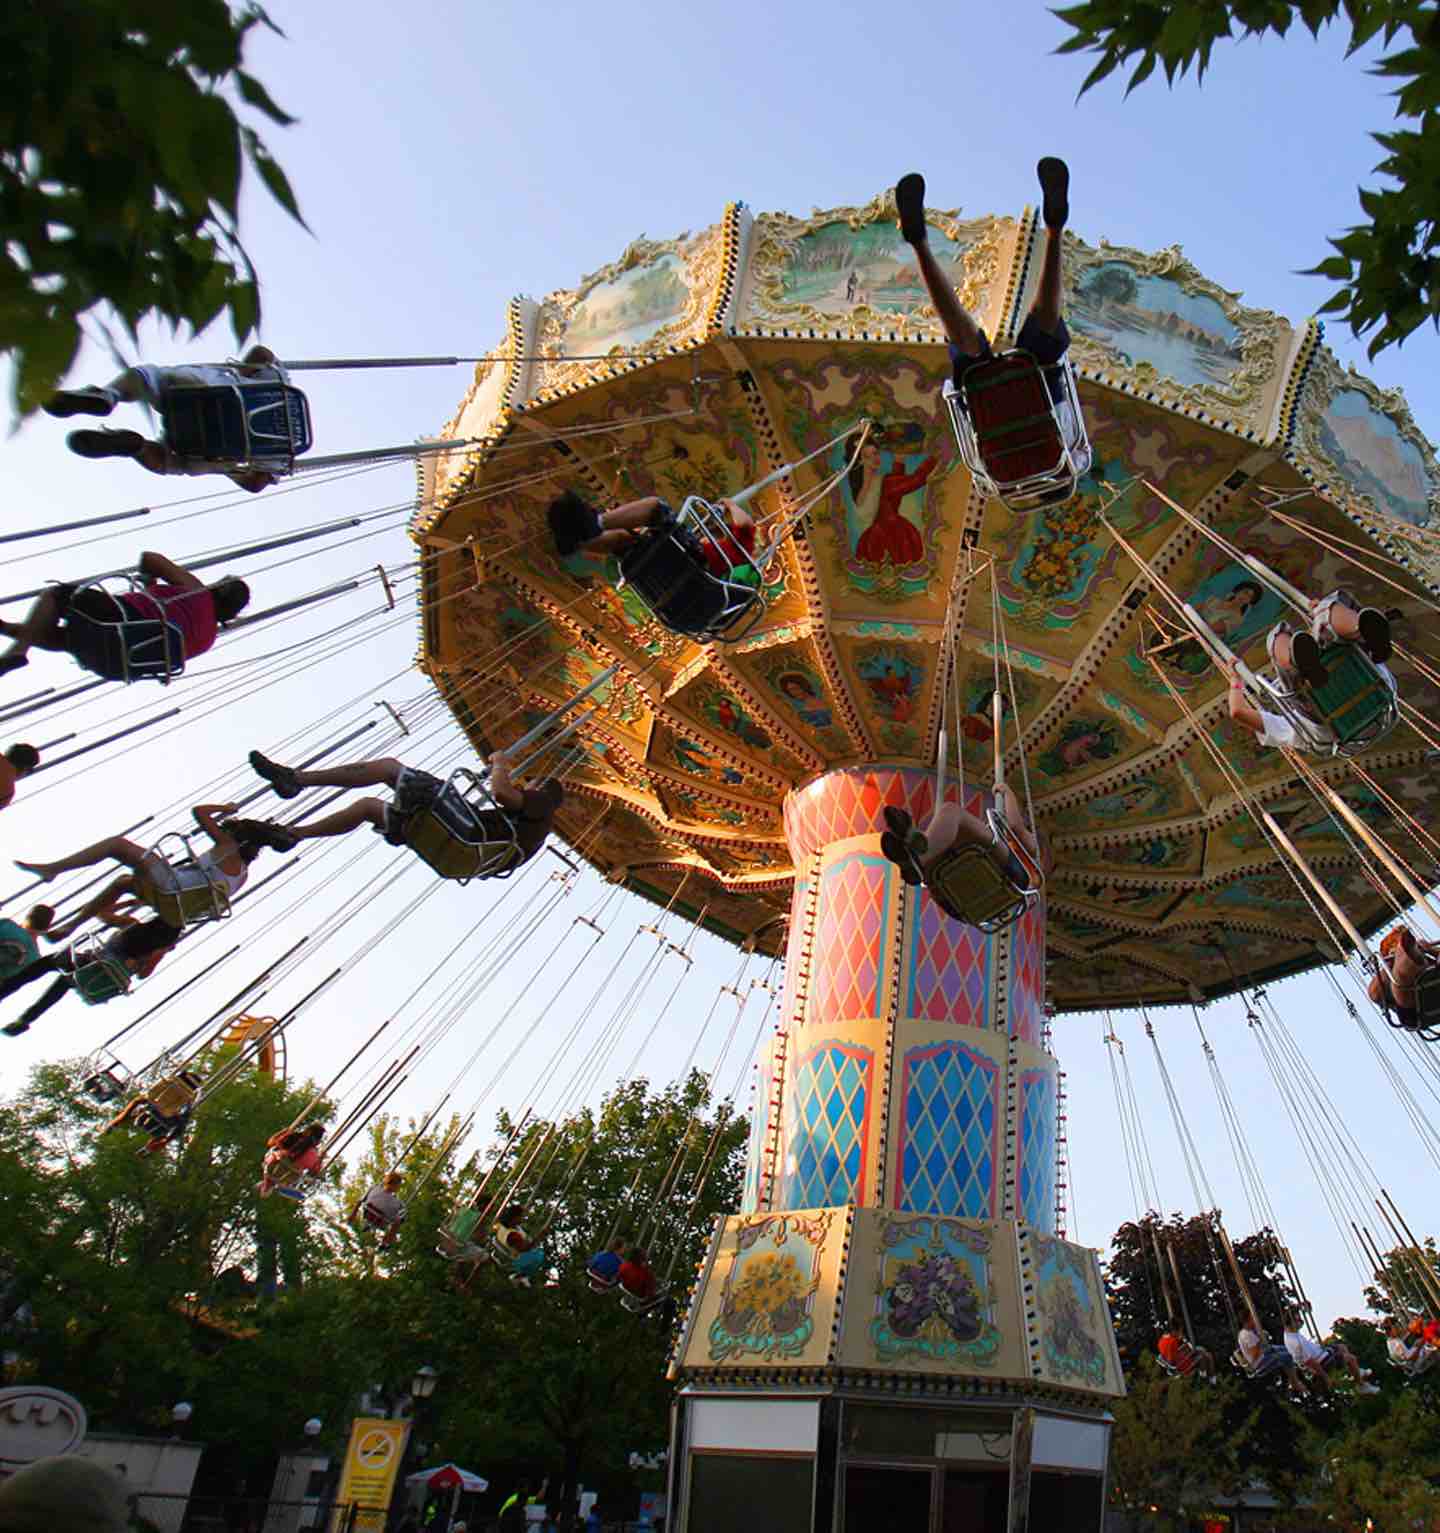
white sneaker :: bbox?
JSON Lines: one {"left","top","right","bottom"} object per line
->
{"left": 1359, "top": 1382, "right": 1381, "bottom": 1395}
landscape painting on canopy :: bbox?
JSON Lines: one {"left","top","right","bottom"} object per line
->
{"left": 1316, "top": 387, "right": 1437, "bottom": 527}
{"left": 564, "top": 252, "right": 689, "bottom": 355}
{"left": 1069, "top": 260, "right": 1243, "bottom": 391}
{"left": 779, "top": 219, "right": 969, "bottom": 317}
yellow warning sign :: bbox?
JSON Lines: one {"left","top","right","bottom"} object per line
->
{"left": 333, "top": 1416, "right": 410, "bottom": 1530}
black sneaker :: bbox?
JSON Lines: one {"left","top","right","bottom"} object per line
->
{"left": 1357, "top": 607, "right": 1392, "bottom": 664}
{"left": 883, "top": 804, "right": 928, "bottom": 856}
{"left": 226, "top": 816, "right": 299, "bottom": 853}
{"left": 881, "top": 831, "right": 924, "bottom": 887}
{"left": 44, "top": 386, "right": 117, "bottom": 418}
{"left": 67, "top": 428, "right": 145, "bottom": 460}
{"left": 2, "top": 1020, "right": 29, "bottom": 1037}
{"left": 249, "top": 749, "right": 302, "bottom": 798}
{"left": 1037, "top": 157, "right": 1070, "bottom": 230}
{"left": 895, "top": 173, "right": 928, "bottom": 247}
{"left": 1290, "top": 631, "right": 1329, "bottom": 690}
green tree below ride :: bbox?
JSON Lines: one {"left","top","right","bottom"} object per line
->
{"left": 1052, "top": 0, "right": 1440, "bottom": 357}
{"left": 1, "top": 0, "right": 306, "bottom": 417}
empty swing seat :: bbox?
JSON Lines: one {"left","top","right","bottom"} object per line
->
{"left": 943, "top": 351, "right": 1091, "bottom": 513}
{"left": 161, "top": 381, "right": 313, "bottom": 469}
{"left": 82, "top": 1060, "right": 133, "bottom": 1104}
{"left": 1299, "top": 643, "right": 1397, "bottom": 753}
{"left": 404, "top": 769, "right": 523, "bottom": 883}
{"left": 618, "top": 501, "right": 765, "bottom": 643}
{"left": 437, "top": 1207, "right": 485, "bottom": 1260}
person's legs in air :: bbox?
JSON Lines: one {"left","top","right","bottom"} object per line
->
{"left": 1026, "top": 158, "right": 1070, "bottom": 340}
{"left": 48, "top": 875, "right": 139, "bottom": 940}
{"left": 0, "top": 591, "right": 72, "bottom": 673}
{"left": 0, "top": 951, "right": 65, "bottom": 1006}
{"left": 894, "top": 174, "right": 990, "bottom": 362}
{"left": 16, "top": 836, "right": 152, "bottom": 882}
{"left": 248, "top": 753, "right": 406, "bottom": 800}
{"left": 2, "top": 974, "right": 76, "bottom": 1036}
{"left": 547, "top": 492, "right": 670, "bottom": 559}
{"left": 1310, "top": 592, "right": 1391, "bottom": 664}
{"left": 258, "top": 800, "right": 387, "bottom": 851}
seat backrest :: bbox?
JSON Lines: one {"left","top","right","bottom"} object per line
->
{"left": 619, "top": 531, "right": 732, "bottom": 634}
{"left": 404, "top": 806, "right": 519, "bottom": 882}
{"left": 1415, "top": 966, "right": 1440, "bottom": 1030}
{"left": 146, "top": 861, "right": 230, "bottom": 926}
{"left": 150, "top": 1075, "right": 199, "bottom": 1116}
{"left": 162, "top": 383, "right": 312, "bottom": 462}
{"left": 73, "top": 956, "right": 132, "bottom": 1005}
{"left": 925, "top": 844, "right": 1030, "bottom": 931}
{"left": 961, "top": 354, "right": 1068, "bottom": 484}
{"left": 1305, "top": 644, "right": 1396, "bottom": 745}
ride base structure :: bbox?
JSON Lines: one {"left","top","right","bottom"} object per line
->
{"left": 663, "top": 767, "right": 1119, "bottom": 1533}
{"left": 416, "top": 189, "right": 1440, "bottom": 1533}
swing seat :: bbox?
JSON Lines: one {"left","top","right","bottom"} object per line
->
{"left": 361, "top": 1198, "right": 407, "bottom": 1231}
{"left": 115, "top": 1070, "right": 201, "bottom": 1139}
{"left": 265, "top": 1156, "right": 320, "bottom": 1202}
{"left": 923, "top": 812, "right": 1041, "bottom": 932}
{"left": 403, "top": 769, "right": 523, "bottom": 883}
{"left": 71, "top": 951, "right": 133, "bottom": 1007}
{"left": 1298, "top": 643, "right": 1398, "bottom": 754}
{"left": 1412, "top": 966, "right": 1440, "bottom": 1034}
{"left": 161, "top": 381, "right": 313, "bottom": 469}
{"left": 587, "top": 1273, "right": 620, "bottom": 1295}
{"left": 81, "top": 1064, "right": 132, "bottom": 1104}
{"left": 617, "top": 501, "right": 765, "bottom": 644}
{"left": 943, "top": 352, "right": 1091, "bottom": 513}
{"left": 139, "top": 833, "right": 232, "bottom": 927}
{"left": 620, "top": 1283, "right": 669, "bottom": 1315}
{"left": 437, "top": 1207, "right": 485, "bottom": 1260}
{"left": 66, "top": 580, "right": 187, "bottom": 685}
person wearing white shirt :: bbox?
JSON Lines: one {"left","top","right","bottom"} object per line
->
{"left": 1236, "top": 1313, "right": 1305, "bottom": 1391}
{"left": 1383, "top": 1316, "right": 1439, "bottom": 1374}
{"left": 43, "top": 347, "right": 291, "bottom": 492}
{"left": 1283, "top": 1311, "right": 1379, "bottom": 1392}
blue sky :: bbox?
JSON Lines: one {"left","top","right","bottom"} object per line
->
{"left": 2, "top": 1, "right": 1436, "bottom": 1332}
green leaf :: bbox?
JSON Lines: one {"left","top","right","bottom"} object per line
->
{"left": 244, "top": 131, "right": 310, "bottom": 231}
{"left": 1125, "top": 51, "right": 1158, "bottom": 93}
{"left": 1079, "top": 51, "right": 1122, "bottom": 95}
{"left": 11, "top": 312, "right": 81, "bottom": 419}
{"left": 235, "top": 70, "right": 296, "bottom": 128}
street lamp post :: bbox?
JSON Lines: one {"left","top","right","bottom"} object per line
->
{"left": 392, "top": 1366, "right": 440, "bottom": 1531}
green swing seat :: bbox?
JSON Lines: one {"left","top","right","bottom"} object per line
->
{"left": 1299, "top": 643, "right": 1397, "bottom": 753}
{"left": 924, "top": 841, "right": 1034, "bottom": 933}
{"left": 72, "top": 951, "right": 133, "bottom": 1006}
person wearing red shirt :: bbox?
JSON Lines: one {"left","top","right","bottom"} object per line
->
{"left": 0, "top": 550, "right": 250, "bottom": 679}
{"left": 618, "top": 1247, "right": 658, "bottom": 1302}
{"left": 1156, "top": 1329, "right": 1214, "bottom": 1380}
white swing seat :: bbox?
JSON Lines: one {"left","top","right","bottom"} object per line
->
{"left": 620, "top": 1283, "right": 669, "bottom": 1315}
{"left": 943, "top": 352, "right": 1091, "bottom": 513}
{"left": 161, "top": 379, "right": 313, "bottom": 470}
{"left": 265, "top": 1154, "right": 322, "bottom": 1201}
{"left": 617, "top": 497, "right": 765, "bottom": 644}
{"left": 923, "top": 809, "right": 1042, "bottom": 932}
{"left": 587, "top": 1272, "right": 620, "bottom": 1295}
{"left": 138, "top": 831, "right": 233, "bottom": 928}
{"left": 81, "top": 1061, "right": 132, "bottom": 1104}
{"left": 404, "top": 769, "right": 524, "bottom": 884}
{"left": 64, "top": 578, "right": 187, "bottom": 685}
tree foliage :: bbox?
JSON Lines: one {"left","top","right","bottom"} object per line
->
{"left": 1108, "top": 1356, "right": 1255, "bottom": 1531}
{"left": 1052, "top": 0, "right": 1440, "bottom": 356}
{"left": 1, "top": 1059, "right": 745, "bottom": 1525}
{"left": 0, "top": 0, "right": 306, "bottom": 416}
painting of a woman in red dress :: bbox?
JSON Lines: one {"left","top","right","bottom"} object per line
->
{"left": 848, "top": 441, "right": 938, "bottom": 566}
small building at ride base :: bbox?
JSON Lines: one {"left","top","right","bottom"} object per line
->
{"left": 663, "top": 768, "right": 1123, "bottom": 1533}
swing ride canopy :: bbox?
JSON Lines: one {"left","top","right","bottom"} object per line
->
{"left": 414, "top": 192, "right": 1440, "bottom": 1012}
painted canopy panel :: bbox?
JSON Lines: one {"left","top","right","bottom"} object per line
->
{"left": 415, "top": 193, "right": 1439, "bottom": 1011}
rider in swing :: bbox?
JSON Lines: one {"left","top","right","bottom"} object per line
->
{"left": 878, "top": 781, "right": 1049, "bottom": 896}
{"left": 896, "top": 156, "right": 1075, "bottom": 499}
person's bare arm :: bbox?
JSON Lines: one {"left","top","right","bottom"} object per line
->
{"left": 720, "top": 498, "right": 755, "bottom": 534}
{"left": 489, "top": 753, "right": 525, "bottom": 811}
{"left": 1224, "top": 671, "right": 1264, "bottom": 737}
{"left": 138, "top": 552, "right": 206, "bottom": 593}
{"left": 192, "top": 803, "right": 240, "bottom": 846}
